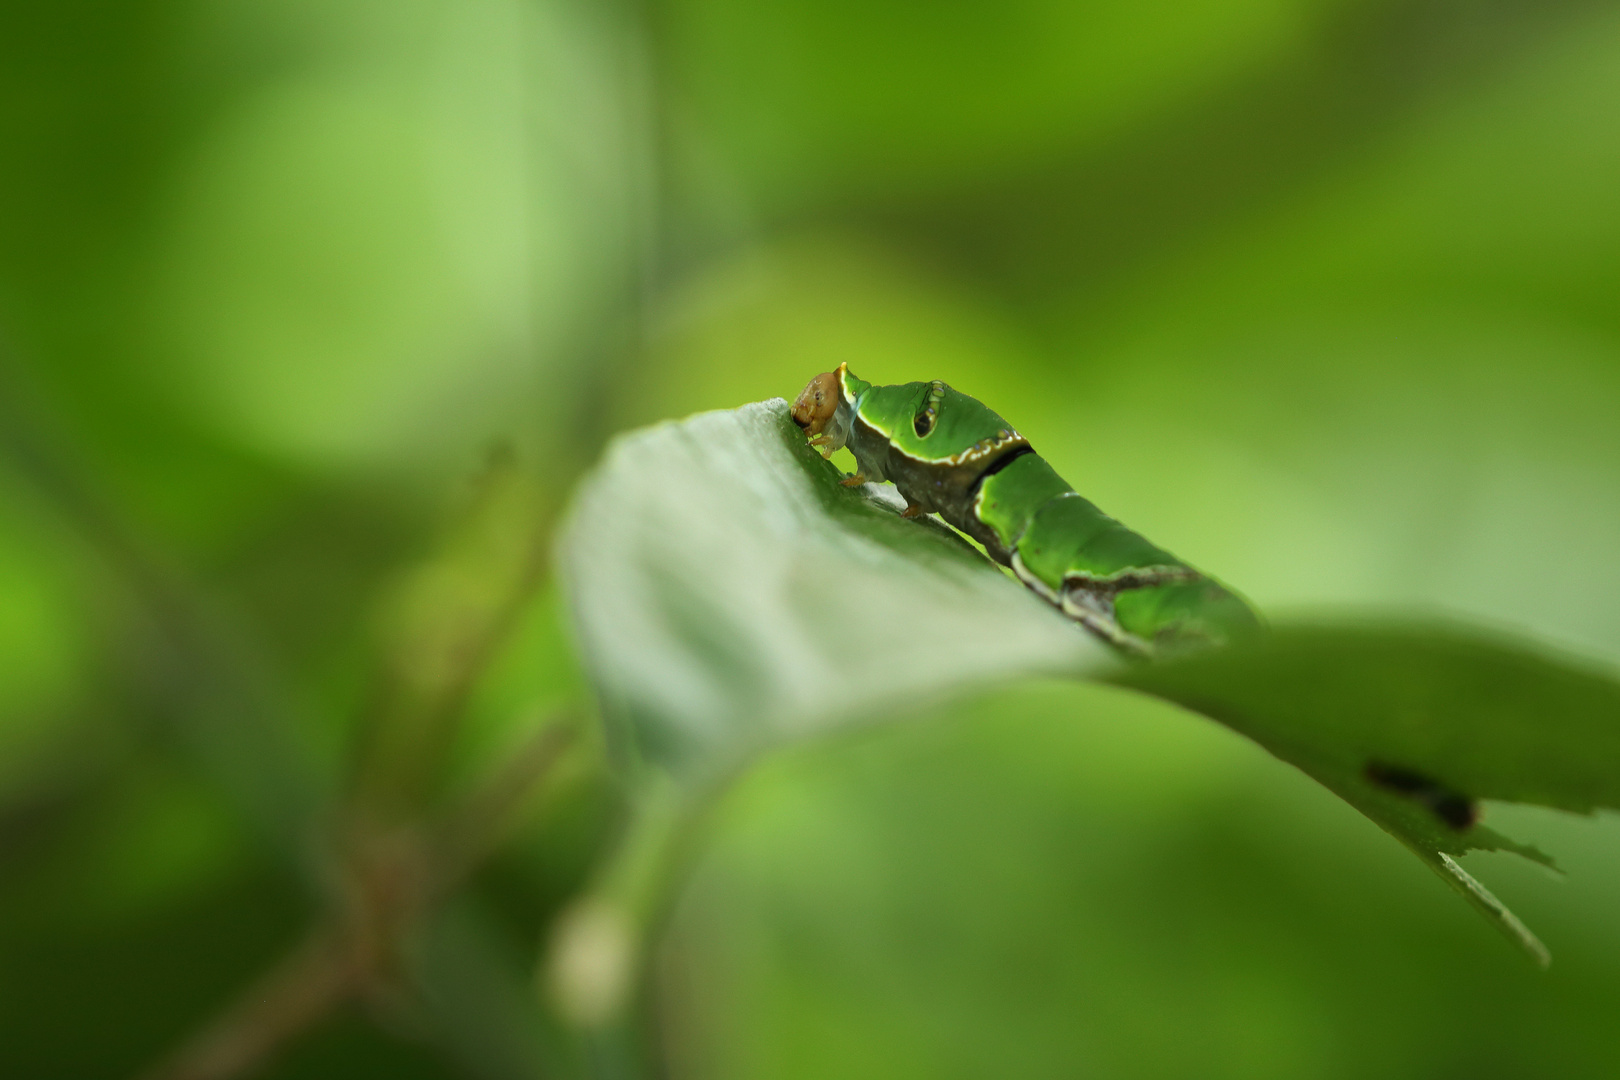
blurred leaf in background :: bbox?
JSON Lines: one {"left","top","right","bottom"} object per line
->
{"left": 0, "top": 0, "right": 643, "bottom": 1074}
{"left": 3, "top": 0, "right": 1620, "bottom": 1077}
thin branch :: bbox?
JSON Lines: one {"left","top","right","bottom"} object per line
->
{"left": 136, "top": 930, "right": 360, "bottom": 1080}
{"left": 132, "top": 710, "right": 583, "bottom": 1080}
{"left": 430, "top": 711, "right": 582, "bottom": 892}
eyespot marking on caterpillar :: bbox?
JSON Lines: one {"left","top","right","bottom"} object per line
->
{"left": 913, "top": 381, "right": 945, "bottom": 438}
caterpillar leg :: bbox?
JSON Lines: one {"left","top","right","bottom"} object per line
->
{"left": 839, "top": 473, "right": 868, "bottom": 488}
{"left": 900, "top": 503, "right": 928, "bottom": 519}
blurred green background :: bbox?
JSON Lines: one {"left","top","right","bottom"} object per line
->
{"left": 3, "top": 0, "right": 1619, "bottom": 1076}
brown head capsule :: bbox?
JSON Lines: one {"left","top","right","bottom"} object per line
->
{"left": 791, "top": 371, "right": 840, "bottom": 437}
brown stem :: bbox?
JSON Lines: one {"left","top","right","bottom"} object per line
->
{"left": 134, "top": 712, "right": 582, "bottom": 1080}
{"left": 136, "top": 929, "right": 360, "bottom": 1080}
{"left": 430, "top": 712, "right": 580, "bottom": 892}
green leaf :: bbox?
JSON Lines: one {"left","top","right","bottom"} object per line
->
{"left": 559, "top": 399, "right": 1111, "bottom": 781}
{"left": 1110, "top": 622, "right": 1620, "bottom": 965}
{"left": 562, "top": 400, "right": 1620, "bottom": 963}
{"left": 667, "top": 0, "right": 1336, "bottom": 209}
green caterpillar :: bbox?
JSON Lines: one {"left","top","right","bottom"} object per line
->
{"left": 791, "top": 364, "right": 1260, "bottom": 656}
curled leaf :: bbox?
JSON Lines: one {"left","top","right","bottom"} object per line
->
{"left": 560, "top": 399, "right": 1110, "bottom": 780}
{"left": 563, "top": 400, "right": 1620, "bottom": 964}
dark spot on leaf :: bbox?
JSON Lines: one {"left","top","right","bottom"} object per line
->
{"left": 1365, "top": 761, "right": 1478, "bottom": 830}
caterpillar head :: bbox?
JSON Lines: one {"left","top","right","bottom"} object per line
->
{"left": 790, "top": 371, "right": 841, "bottom": 438}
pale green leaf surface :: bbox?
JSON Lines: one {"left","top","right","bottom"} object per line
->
{"left": 559, "top": 399, "right": 1110, "bottom": 780}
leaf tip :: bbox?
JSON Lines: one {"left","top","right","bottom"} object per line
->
{"left": 1435, "top": 852, "right": 1550, "bottom": 969}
